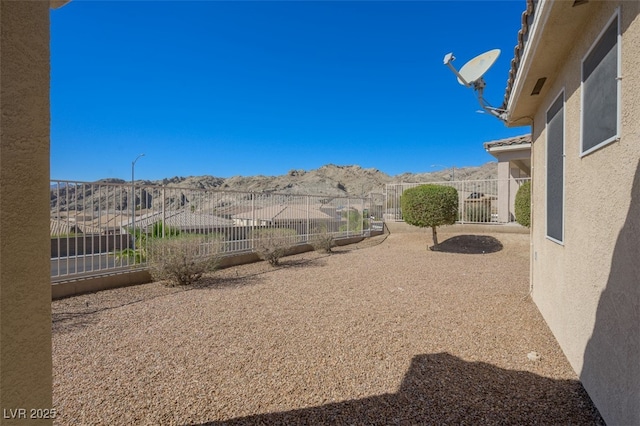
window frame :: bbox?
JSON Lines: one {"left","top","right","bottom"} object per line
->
{"left": 546, "top": 89, "right": 565, "bottom": 245}
{"left": 580, "top": 8, "right": 621, "bottom": 157}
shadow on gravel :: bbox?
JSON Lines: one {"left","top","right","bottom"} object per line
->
{"left": 53, "top": 273, "right": 265, "bottom": 333}
{"left": 278, "top": 257, "right": 329, "bottom": 268}
{"left": 52, "top": 311, "right": 99, "bottom": 334}
{"left": 192, "top": 273, "right": 263, "bottom": 290}
{"left": 432, "top": 235, "right": 503, "bottom": 254}
{"left": 196, "top": 352, "right": 603, "bottom": 425}
{"left": 52, "top": 289, "right": 182, "bottom": 334}
{"left": 195, "top": 256, "right": 328, "bottom": 289}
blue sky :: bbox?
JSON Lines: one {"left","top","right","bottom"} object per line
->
{"left": 51, "top": 0, "right": 530, "bottom": 181}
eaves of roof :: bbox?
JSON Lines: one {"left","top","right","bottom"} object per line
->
{"left": 502, "top": 0, "right": 601, "bottom": 126}
{"left": 483, "top": 134, "right": 532, "bottom": 151}
{"left": 501, "top": 0, "right": 536, "bottom": 114}
{"left": 50, "top": 0, "right": 71, "bottom": 9}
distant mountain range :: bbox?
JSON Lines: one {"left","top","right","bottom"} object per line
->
{"left": 50, "top": 163, "right": 499, "bottom": 215}
{"left": 92, "top": 162, "right": 498, "bottom": 197}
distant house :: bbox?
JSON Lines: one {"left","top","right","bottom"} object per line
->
{"left": 484, "top": 134, "right": 531, "bottom": 223}
{"left": 125, "top": 210, "right": 233, "bottom": 234}
{"left": 49, "top": 218, "right": 101, "bottom": 236}
{"left": 50, "top": 219, "right": 83, "bottom": 236}
{"left": 232, "top": 204, "right": 339, "bottom": 234}
{"left": 502, "top": 1, "right": 639, "bottom": 424}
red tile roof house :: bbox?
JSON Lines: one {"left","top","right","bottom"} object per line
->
{"left": 500, "top": 1, "right": 639, "bottom": 424}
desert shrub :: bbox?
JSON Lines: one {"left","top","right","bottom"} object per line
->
{"left": 150, "top": 221, "right": 180, "bottom": 238}
{"left": 401, "top": 184, "right": 458, "bottom": 248}
{"left": 339, "top": 210, "right": 363, "bottom": 233}
{"left": 116, "top": 222, "right": 180, "bottom": 266}
{"left": 115, "top": 228, "right": 148, "bottom": 265}
{"left": 515, "top": 181, "right": 531, "bottom": 228}
{"left": 310, "top": 225, "right": 335, "bottom": 253}
{"left": 148, "top": 235, "right": 221, "bottom": 286}
{"left": 252, "top": 228, "right": 298, "bottom": 266}
{"left": 464, "top": 200, "right": 492, "bottom": 222}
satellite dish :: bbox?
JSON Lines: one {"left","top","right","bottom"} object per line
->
{"left": 443, "top": 49, "right": 506, "bottom": 121}
{"left": 456, "top": 49, "right": 500, "bottom": 86}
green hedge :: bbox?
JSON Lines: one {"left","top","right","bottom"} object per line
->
{"left": 515, "top": 181, "right": 531, "bottom": 228}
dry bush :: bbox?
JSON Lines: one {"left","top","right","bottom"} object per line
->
{"left": 310, "top": 225, "right": 335, "bottom": 253}
{"left": 148, "top": 235, "right": 222, "bottom": 286}
{"left": 252, "top": 228, "right": 298, "bottom": 266}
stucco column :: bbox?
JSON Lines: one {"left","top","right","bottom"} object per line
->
{"left": 0, "top": 0, "right": 53, "bottom": 423}
{"left": 496, "top": 161, "right": 510, "bottom": 223}
{"left": 508, "top": 167, "right": 522, "bottom": 222}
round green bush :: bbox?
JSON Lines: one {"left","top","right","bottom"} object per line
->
{"left": 515, "top": 181, "right": 531, "bottom": 228}
{"left": 401, "top": 184, "right": 458, "bottom": 247}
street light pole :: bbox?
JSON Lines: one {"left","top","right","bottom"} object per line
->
{"left": 131, "top": 154, "right": 145, "bottom": 251}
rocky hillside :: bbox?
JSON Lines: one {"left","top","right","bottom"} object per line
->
{"left": 124, "top": 162, "right": 496, "bottom": 196}
{"left": 51, "top": 163, "right": 497, "bottom": 212}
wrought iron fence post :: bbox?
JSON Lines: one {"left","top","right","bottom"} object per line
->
{"left": 306, "top": 195, "right": 310, "bottom": 242}
{"left": 251, "top": 193, "right": 255, "bottom": 250}
{"left": 161, "top": 185, "right": 166, "bottom": 238}
{"left": 460, "top": 181, "right": 465, "bottom": 224}
{"left": 347, "top": 198, "right": 350, "bottom": 236}
{"left": 362, "top": 197, "right": 366, "bottom": 236}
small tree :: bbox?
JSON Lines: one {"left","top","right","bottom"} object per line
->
{"left": 401, "top": 184, "right": 458, "bottom": 249}
{"left": 515, "top": 181, "right": 531, "bottom": 228}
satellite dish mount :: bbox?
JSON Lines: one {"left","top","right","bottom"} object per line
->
{"left": 443, "top": 49, "right": 506, "bottom": 121}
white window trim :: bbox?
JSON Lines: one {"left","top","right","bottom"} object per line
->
{"left": 580, "top": 7, "right": 621, "bottom": 157}
{"left": 546, "top": 89, "right": 565, "bottom": 246}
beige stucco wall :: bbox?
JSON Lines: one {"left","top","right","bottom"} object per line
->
{"left": 0, "top": 0, "right": 53, "bottom": 423}
{"left": 497, "top": 162, "right": 511, "bottom": 222}
{"left": 529, "top": 2, "right": 639, "bottom": 424}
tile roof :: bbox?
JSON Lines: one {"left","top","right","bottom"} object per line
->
{"left": 232, "top": 204, "right": 336, "bottom": 221}
{"left": 484, "top": 134, "right": 532, "bottom": 150}
{"left": 125, "top": 210, "right": 233, "bottom": 229}
{"left": 502, "top": 0, "right": 536, "bottom": 110}
{"left": 163, "top": 211, "right": 234, "bottom": 228}
{"left": 50, "top": 219, "right": 102, "bottom": 236}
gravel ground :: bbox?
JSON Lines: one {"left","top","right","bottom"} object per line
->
{"left": 52, "top": 229, "right": 604, "bottom": 425}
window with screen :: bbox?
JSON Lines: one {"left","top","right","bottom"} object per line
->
{"left": 547, "top": 92, "right": 564, "bottom": 243}
{"left": 581, "top": 12, "right": 619, "bottom": 155}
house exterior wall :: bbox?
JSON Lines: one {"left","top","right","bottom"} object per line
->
{"left": 0, "top": 0, "right": 53, "bottom": 420}
{"left": 529, "top": 2, "right": 639, "bottom": 424}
